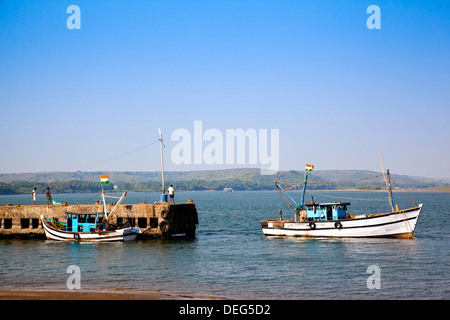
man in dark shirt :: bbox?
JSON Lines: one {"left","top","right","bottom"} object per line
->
{"left": 46, "top": 187, "right": 52, "bottom": 205}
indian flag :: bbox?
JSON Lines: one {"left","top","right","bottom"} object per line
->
{"left": 305, "top": 164, "right": 314, "bottom": 171}
{"left": 100, "top": 175, "right": 109, "bottom": 185}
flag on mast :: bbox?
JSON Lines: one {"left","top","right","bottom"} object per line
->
{"left": 305, "top": 164, "right": 314, "bottom": 171}
{"left": 100, "top": 175, "right": 109, "bottom": 185}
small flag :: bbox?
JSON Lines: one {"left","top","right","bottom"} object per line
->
{"left": 305, "top": 164, "right": 314, "bottom": 171}
{"left": 100, "top": 175, "right": 109, "bottom": 185}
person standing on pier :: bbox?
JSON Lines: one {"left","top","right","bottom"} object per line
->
{"left": 46, "top": 187, "right": 52, "bottom": 205}
{"left": 32, "top": 187, "right": 37, "bottom": 205}
{"left": 167, "top": 184, "right": 175, "bottom": 204}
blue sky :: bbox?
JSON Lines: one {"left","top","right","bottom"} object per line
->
{"left": 0, "top": 0, "right": 449, "bottom": 178}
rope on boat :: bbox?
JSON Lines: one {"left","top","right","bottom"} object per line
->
{"left": 400, "top": 209, "right": 416, "bottom": 239}
{"left": 277, "top": 186, "right": 295, "bottom": 211}
{"left": 277, "top": 173, "right": 420, "bottom": 207}
{"left": 307, "top": 191, "right": 387, "bottom": 202}
{"left": 63, "top": 139, "right": 160, "bottom": 171}
{"left": 282, "top": 174, "right": 386, "bottom": 191}
{"left": 103, "top": 194, "right": 123, "bottom": 199}
{"left": 390, "top": 177, "right": 419, "bottom": 206}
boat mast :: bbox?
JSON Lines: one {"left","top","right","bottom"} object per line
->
{"left": 301, "top": 170, "right": 308, "bottom": 206}
{"left": 379, "top": 151, "right": 394, "bottom": 211}
{"left": 101, "top": 184, "right": 107, "bottom": 214}
{"left": 386, "top": 169, "right": 394, "bottom": 211}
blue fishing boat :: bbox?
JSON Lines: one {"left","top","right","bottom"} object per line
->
{"left": 41, "top": 211, "right": 140, "bottom": 242}
{"left": 41, "top": 178, "right": 141, "bottom": 242}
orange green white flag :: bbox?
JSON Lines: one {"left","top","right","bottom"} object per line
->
{"left": 100, "top": 175, "right": 109, "bottom": 184}
{"left": 305, "top": 164, "right": 314, "bottom": 171}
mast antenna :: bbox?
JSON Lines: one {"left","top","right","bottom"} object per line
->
{"left": 159, "top": 128, "right": 165, "bottom": 195}
{"left": 379, "top": 151, "right": 394, "bottom": 211}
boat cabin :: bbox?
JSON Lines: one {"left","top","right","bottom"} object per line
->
{"left": 302, "top": 201, "right": 350, "bottom": 221}
{"left": 65, "top": 212, "right": 107, "bottom": 232}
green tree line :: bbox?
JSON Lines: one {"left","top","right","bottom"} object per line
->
{"left": 1, "top": 169, "right": 443, "bottom": 195}
{"left": 0, "top": 180, "right": 113, "bottom": 195}
{"left": 0, "top": 178, "right": 361, "bottom": 195}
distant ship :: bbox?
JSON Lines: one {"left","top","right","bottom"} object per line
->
{"left": 223, "top": 188, "right": 234, "bottom": 192}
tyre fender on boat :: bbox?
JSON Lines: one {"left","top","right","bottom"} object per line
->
{"left": 309, "top": 222, "right": 316, "bottom": 230}
{"left": 334, "top": 221, "right": 343, "bottom": 229}
{"left": 74, "top": 233, "right": 81, "bottom": 241}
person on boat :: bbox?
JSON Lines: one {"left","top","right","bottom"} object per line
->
{"left": 32, "top": 187, "right": 37, "bottom": 205}
{"left": 46, "top": 187, "right": 52, "bottom": 205}
{"left": 167, "top": 184, "right": 175, "bottom": 204}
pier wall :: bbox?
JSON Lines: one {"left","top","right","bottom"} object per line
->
{"left": 0, "top": 201, "right": 198, "bottom": 239}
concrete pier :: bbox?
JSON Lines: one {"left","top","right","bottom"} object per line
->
{"left": 0, "top": 200, "right": 198, "bottom": 239}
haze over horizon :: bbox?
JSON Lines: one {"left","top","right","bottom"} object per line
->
{"left": 1, "top": 167, "right": 447, "bottom": 184}
{"left": 1, "top": 1, "right": 449, "bottom": 179}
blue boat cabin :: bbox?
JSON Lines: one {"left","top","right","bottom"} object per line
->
{"left": 302, "top": 201, "right": 350, "bottom": 221}
{"left": 65, "top": 213, "right": 107, "bottom": 232}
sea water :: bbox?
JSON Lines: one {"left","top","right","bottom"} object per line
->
{"left": 0, "top": 191, "right": 449, "bottom": 299}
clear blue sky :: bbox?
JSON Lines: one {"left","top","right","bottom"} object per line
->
{"left": 1, "top": 0, "right": 449, "bottom": 178}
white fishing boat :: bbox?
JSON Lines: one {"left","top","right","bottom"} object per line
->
{"left": 261, "top": 160, "right": 423, "bottom": 239}
{"left": 41, "top": 176, "right": 141, "bottom": 242}
{"left": 41, "top": 214, "right": 141, "bottom": 242}
{"left": 261, "top": 204, "right": 422, "bottom": 238}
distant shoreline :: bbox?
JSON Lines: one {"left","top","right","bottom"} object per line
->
{"left": 184, "top": 188, "right": 450, "bottom": 193}
{"left": 308, "top": 188, "right": 450, "bottom": 193}
{"left": 1, "top": 188, "right": 449, "bottom": 197}
{"left": 1, "top": 168, "right": 448, "bottom": 195}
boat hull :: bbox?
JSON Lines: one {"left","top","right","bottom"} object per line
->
{"left": 261, "top": 204, "right": 423, "bottom": 239}
{"left": 40, "top": 215, "right": 141, "bottom": 242}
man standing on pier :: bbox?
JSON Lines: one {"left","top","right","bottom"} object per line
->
{"left": 167, "top": 184, "right": 175, "bottom": 204}
{"left": 46, "top": 187, "right": 52, "bottom": 205}
{"left": 32, "top": 187, "right": 37, "bottom": 205}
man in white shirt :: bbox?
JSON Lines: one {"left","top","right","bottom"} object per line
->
{"left": 167, "top": 184, "right": 175, "bottom": 204}
{"left": 32, "top": 187, "right": 37, "bottom": 205}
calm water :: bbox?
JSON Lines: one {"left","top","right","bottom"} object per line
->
{"left": 0, "top": 191, "right": 449, "bottom": 299}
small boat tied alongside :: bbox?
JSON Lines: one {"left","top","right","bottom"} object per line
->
{"left": 261, "top": 163, "right": 423, "bottom": 239}
{"left": 41, "top": 175, "right": 141, "bottom": 242}
{"left": 40, "top": 212, "right": 141, "bottom": 242}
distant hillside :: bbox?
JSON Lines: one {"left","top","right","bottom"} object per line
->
{"left": 0, "top": 169, "right": 266, "bottom": 183}
{"left": 0, "top": 168, "right": 448, "bottom": 195}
